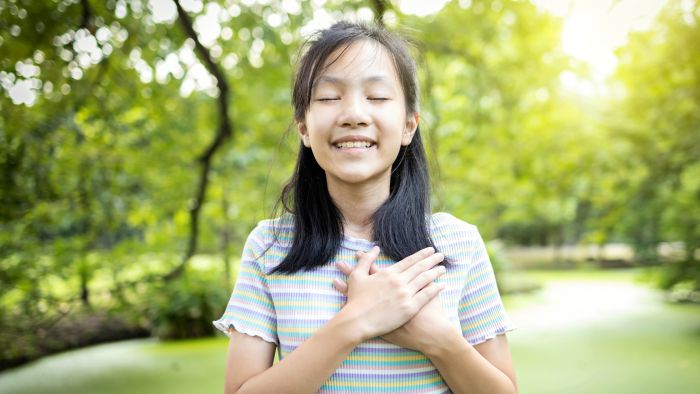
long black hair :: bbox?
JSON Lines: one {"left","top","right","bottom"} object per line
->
{"left": 268, "top": 21, "right": 440, "bottom": 274}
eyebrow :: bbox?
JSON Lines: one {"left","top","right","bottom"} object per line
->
{"left": 313, "top": 75, "right": 395, "bottom": 88}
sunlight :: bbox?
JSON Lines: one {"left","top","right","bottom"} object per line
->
{"left": 532, "top": 0, "right": 668, "bottom": 76}
{"left": 390, "top": 0, "right": 669, "bottom": 78}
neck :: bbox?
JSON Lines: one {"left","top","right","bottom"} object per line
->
{"left": 326, "top": 172, "right": 391, "bottom": 240}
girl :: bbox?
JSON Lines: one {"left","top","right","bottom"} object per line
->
{"left": 214, "top": 21, "right": 517, "bottom": 394}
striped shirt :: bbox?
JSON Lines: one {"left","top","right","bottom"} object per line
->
{"left": 213, "top": 212, "right": 516, "bottom": 393}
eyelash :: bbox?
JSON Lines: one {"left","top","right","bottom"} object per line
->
{"left": 317, "top": 98, "right": 389, "bottom": 101}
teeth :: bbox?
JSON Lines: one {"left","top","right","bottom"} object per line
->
{"left": 335, "top": 141, "right": 373, "bottom": 149}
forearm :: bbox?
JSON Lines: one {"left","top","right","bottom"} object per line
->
{"left": 235, "top": 309, "right": 363, "bottom": 394}
{"left": 426, "top": 332, "right": 516, "bottom": 394}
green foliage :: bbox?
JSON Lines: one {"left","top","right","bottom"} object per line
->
{"left": 1, "top": 0, "right": 699, "bottom": 365}
{"left": 147, "top": 267, "right": 230, "bottom": 340}
{"left": 611, "top": 0, "right": 700, "bottom": 281}
{"left": 411, "top": 0, "right": 599, "bottom": 247}
{"left": 485, "top": 240, "right": 508, "bottom": 272}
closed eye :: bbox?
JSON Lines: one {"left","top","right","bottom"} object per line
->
{"left": 368, "top": 98, "right": 389, "bottom": 101}
{"left": 317, "top": 98, "right": 339, "bottom": 101}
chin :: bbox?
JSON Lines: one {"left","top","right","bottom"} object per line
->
{"left": 333, "top": 170, "right": 385, "bottom": 185}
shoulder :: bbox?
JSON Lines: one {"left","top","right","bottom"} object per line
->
{"left": 242, "top": 213, "right": 294, "bottom": 270}
{"left": 249, "top": 213, "right": 294, "bottom": 247}
{"left": 430, "top": 212, "right": 479, "bottom": 239}
{"left": 429, "top": 212, "right": 483, "bottom": 262}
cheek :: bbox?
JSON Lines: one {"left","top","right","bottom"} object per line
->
{"left": 306, "top": 116, "right": 333, "bottom": 142}
{"left": 308, "top": 106, "right": 334, "bottom": 123}
{"left": 308, "top": 138, "right": 330, "bottom": 160}
{"left": 382, "top": 142, "right": 403, "bottom": 164}
{"left": 377, "top": 121, "right": 407, "bottom": 148}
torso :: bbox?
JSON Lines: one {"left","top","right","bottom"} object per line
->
{"left": 254, "top": 212, "right": 477, "bottom": 393}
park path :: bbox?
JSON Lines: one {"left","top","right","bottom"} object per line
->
{"left": 507, "top": 274, "right": 662, "bottom": 331}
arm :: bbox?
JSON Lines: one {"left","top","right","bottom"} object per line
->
{"left": 423, "top": 223, "right": 517, "bottom": 393}
{"left": 226, "top": 308, "right": 363, "bottom": 394}
{"left": 224, "top": 330, "right": 276, "bottom": 393}
{"left": 425, "top": 332, "right": 517, "bottom": 394}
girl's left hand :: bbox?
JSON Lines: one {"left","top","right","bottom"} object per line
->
{"left": 334, "top": 253, "right": 460, "bottom": 353}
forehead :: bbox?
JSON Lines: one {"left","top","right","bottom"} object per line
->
{"left": 314, "top": 40, "right": 399, "bottom": 88}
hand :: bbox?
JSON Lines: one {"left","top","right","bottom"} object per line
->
{"left": 334, "top": 249, "right": 459, "bottom": 353}
{"left": 337, "top": 246, "right": 447, "bottom": 342}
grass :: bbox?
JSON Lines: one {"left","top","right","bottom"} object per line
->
{"left": 0, "top": 268, "right": 698, "bottom": 394}
{"left": 508, "top": 299, "right": 700, "bottom": 393}
{"left": 504, "top": 268, "right": 700, "bottom": 394}
{"left": 0, "top": 337, "right": 228, "bottom": 394}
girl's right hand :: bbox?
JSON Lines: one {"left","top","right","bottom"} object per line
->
{"left": 340, "top": 246, "right": 446, "bottom": 341}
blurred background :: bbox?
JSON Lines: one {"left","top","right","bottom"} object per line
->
{"left": 1, "top": 0, "right": 699, "bottom": 393}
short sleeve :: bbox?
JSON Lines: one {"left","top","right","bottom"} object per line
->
{"left": 212, "top": 224, "right": 279, "bottom": 345}
{"left": 458, "top": 226, "right": 516, "bottom": 345}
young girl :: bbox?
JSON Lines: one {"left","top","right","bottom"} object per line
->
{"left": 213, "top": 21, "right": 517, "bottom": 394}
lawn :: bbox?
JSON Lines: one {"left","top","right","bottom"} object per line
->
{"left": 0, "top": 269, "right": 698, "bottom": 394}
{"left": 505, "top": 269, "right": 700, "bottom": 394}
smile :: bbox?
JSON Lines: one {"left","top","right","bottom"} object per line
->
{"left": 333, "top": 141, "right": 375, "bottom": 149}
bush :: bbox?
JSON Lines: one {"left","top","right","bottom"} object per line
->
{"left": 486, "top": 240, "right": 510, "bottom": 275}
{"left": 148, "top": 268, "right": 230, "bottom": 340}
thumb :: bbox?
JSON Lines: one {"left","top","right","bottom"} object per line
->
{"left": 355, "top": 245, "right": 380, "bottom": 276}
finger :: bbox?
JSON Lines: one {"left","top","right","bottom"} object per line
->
{"left": 389, "top": 246, "right": 435, "bottom": 273}
{"left": 332, "top": 278, "right": 348, "bottom": 294}
{"left": 402, "top": 252, "right": 445, "bottom": 282}
{"left": 409, "top": 265, "right": 446, "bottom": 293}
{"left": 355, "top": 245, "right": 380, "bottom": 275}
{"left": 337, "top": 261, "right": 352, "bottom": 276}
{"left": 369, "top": 262, "right": 380, "bottom": 275}
{"left": 412, "top": 281, "right": 445, "bottom": 307}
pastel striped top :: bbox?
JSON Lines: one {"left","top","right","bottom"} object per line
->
{"left": 213, "top": 212, "right": 516, "bottom": 393}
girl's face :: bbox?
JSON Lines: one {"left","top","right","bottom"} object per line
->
{"left": 298, "top": 39, "right": 418, "bottom": 187}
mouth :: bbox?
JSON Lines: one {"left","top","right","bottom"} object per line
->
{"left": 333, "top": 141, "right": 376, "bottom": 150}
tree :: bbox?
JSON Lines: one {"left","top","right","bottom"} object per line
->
{"left": 613, "top": 0, "right": 700, "bottom": 286}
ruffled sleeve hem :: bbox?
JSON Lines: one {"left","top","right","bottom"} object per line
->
{"left": 466, "top": 324, "right": 518, "bottom": 346}
{"left": 212, "top": 318, "right": 279, "bottom": 346}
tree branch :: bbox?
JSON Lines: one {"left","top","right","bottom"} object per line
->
{"left": 79, "top": 0, "right": 94, "bottom": 32}
{"left": 165, "top": 0, "right": 234, "bottom": 281}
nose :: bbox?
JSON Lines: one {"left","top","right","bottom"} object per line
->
{"left": 338, "top": 93, "right": 371, "bottom": 128}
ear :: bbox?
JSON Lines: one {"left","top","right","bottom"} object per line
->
{"left": 297, "top": 120, "right": 311, "bottom": 148}
{"left": 401, "top": 111, "right": 419, "bottom": 146}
